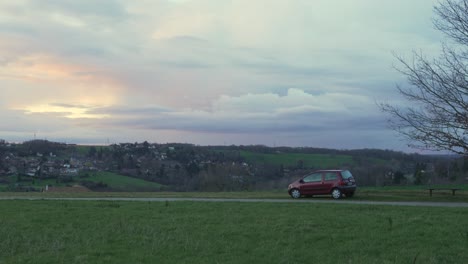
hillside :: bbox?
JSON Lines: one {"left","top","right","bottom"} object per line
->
{"left": 1, "top": 140, "right": 466, "bottom": 191}
{"left": 240, "top": 150, "right": 356, "bottom": 167}
{"left": 0, "top": 171, "right": 164, "bottom": 192}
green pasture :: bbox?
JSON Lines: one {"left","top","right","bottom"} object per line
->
{"left": 0, "top": 200, "right": 467, "bottom": 264}
{"left": 239, "top": 150, "right": 360, "bottom": 168}
{"left": 0, "top": 171, "right": 163, "bottom": 192}
{"left": 80, "top": 171, "right": 163, "bottom": 191}
{"left": 356, "top": 184, "right": 468, "bottom": 202}
{"left": 361, "top": 184, "right": 468, "bottom": 191}
{"left": 74, "top": 145, "right": 93, "bottom": 156}
{"left": 74, "top": 145, "right": 110, "bottom": 156}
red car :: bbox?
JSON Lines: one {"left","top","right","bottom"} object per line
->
{"left": 288, "top": 170, "right": 356, "bottom": 199}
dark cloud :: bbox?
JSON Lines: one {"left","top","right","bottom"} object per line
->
{"left": 89, "top": 105, "right": 172, "bottom": 116}
{"left": 0, "top": 109, "right": 73, "bottom": 133}
{"left": 80, "top": 105, "right": 386, "bottom": 136}
{"left": 50, "top": 103, "right": 92, "bottom": 109}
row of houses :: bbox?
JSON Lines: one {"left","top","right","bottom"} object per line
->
{"left": 0, "top": 153, "right": 87, "bottom": 178}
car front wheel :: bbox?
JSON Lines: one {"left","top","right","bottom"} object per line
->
{"left": 331, "top": 188, "right": 342, "bottom": 199}
{"left": 290, "top": 189, "right": 301, "bottom": 199}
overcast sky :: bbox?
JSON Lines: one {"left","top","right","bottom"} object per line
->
{"left": 0, "top": 0, "right": 445, "bottom": 151}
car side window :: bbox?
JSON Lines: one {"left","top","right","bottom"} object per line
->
{"left": 324, "top": 172, "right": 338, "bottom": 181}
{"left": 303, "top": 173, "right": 322, "bottom": 183}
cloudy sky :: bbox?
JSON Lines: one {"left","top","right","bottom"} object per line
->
{"left": 0, "top": 0, "right": 444, "bottom": 151}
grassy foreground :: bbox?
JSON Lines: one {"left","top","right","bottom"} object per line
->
{"left": 1, "top": 200, "right": 467, "bottom": 264}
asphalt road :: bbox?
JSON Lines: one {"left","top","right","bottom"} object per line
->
{"left": 1, "top": 197, "right": 468, "bottom": 208}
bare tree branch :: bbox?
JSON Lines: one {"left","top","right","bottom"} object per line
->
{"left": 380, "top": 1, "right": 468, "bottom": 155}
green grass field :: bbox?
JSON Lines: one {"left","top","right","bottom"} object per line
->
{"left": 80, "top": 171, "right": 163, "bottom": 191}
{"left": 74, "top": 145, "right": 110, "bottom": 156}
{"left": 0, "top": 171, "right": 163, "bottom": 192}
{"left": 0, "top": 200, "right": 467, "bottom": 263}
{"left": 356, "top": 185, "right": 468, "bottom": 202}
{"left": 239, "top": 150, "right": 364, "bottom": 168}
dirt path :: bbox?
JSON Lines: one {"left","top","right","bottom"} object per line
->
{"left": 1, "top": 197, "right": 468, "bottom": 208}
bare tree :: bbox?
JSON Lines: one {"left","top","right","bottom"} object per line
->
{"left": 381, "top": 0, "right": 468, "bottom": 155}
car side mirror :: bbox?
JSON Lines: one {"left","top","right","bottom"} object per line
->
{"left": 299, "top": 179, "right": 304, "bottom": 184}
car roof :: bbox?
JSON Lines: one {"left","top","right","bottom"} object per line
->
{"left": 314, "top": 169, "right": 346, "bottom": 172}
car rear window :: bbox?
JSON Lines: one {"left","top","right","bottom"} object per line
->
{"left": 341, "top": 170, "right": 353, "bottom": 179}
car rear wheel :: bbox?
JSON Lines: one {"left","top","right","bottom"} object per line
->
{"left": 290, "top": 189, "right": 301, "bottom": 199}
{"left": 331, "top": 188, "right": 342, "bottom": 199}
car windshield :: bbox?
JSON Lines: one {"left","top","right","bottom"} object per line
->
{"left": 341, "top": 170, "right": 353, "bottom": 179}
